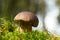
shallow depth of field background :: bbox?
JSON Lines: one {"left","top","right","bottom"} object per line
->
{"left": 0, "top": 0, "right": 60, "bottom": 40}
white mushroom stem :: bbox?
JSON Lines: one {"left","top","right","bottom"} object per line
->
{"left": 17, "top": 25, "right": 32, "bottom": 32}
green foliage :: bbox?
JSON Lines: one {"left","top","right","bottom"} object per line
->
{"left": 0, "top": 17, "right": 17, "bottom": 32}
{"left": 0, "top": 30, "right": 51, "bottom": 40}
{"left": 0, "top": 18, "right": 60, "bottom": 40}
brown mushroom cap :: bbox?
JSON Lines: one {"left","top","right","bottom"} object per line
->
{"left": 14, "top": 11, "right": 39, "bottom": 27}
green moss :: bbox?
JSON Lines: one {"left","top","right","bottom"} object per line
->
{"left": 0, "top": 18, "right": 60, "bottom": 40}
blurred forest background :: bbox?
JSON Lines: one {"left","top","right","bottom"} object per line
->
{"left": 0, "top": 0, "right": 60, "bottom": 18}
{"left": 0, "top": 0, "right": 45, "bottom": 20}
{"left": 0, "top": 0, "right": 60, "bottom": 35}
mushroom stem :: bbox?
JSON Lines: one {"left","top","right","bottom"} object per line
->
{"left": 17, "top": 25, "right": 32, "bottom": 32}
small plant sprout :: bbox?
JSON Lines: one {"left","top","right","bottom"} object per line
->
{"left": 14, "top": 11, "right": 39, "bottom": 32}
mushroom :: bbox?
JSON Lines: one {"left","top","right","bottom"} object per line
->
{"left": 14, "top": 11, "right": 39, "bottom": 32}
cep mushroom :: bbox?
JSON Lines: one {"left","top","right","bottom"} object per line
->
{"left": 14, "top": 11, "right": 39, "bottom": 32}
